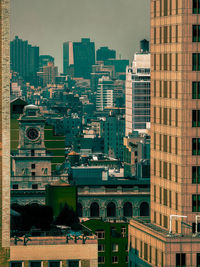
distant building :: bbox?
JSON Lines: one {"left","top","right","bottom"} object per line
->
{"left": 37, "top": 62, "right": 58, "bottom": 87}
{"left": 96, "top": 46, "right": 116, "bottom": 62}
{"left": 63, "top": 38, "right": 95, "bottom": 79}
{"left": 123, "top": 131, "right": 150, "bottom": 178}
{"left": 104, "top": 59, "right": 129, "bottom": 74}
{"left": 125, "top": 51, "right": 150, "bottom": 135}
{"left": 10, "top": 36, "right": 39, "bottom": 85}
{"left": 39, "top": 55, "right": 54, "bottom": 68}
{"left": 96, "top": 76, "right": 114, "bottom": 111}
{"left": 101, "top": 112, "right": 125, "bottom": 161}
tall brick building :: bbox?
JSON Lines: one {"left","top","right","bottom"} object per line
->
{"left": 129, "top": 1, "right": 200, "bottom": 266}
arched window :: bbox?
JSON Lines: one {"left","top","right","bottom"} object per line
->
{"left": 77, "top": 202, "right": 83, "bottom": 217}
{"left": 107, "top": 202, "right": 116, "bottom": 217}
{"left": 140, "top": 202, "right": 149, "bottom": 216}
{"left": 90, "top": 202, "right": 100, "bottom": 217}
{"left": 123, "top": 202, "right": 133, "bottom": 217}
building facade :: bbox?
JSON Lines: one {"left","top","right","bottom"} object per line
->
{"left": 125, "top": 51, "right": 150, "bottom": 135}
{"left": 129, "top": 1, "right": 200, "bottom": 266}
{"left": 96, "top": 76, "right": 114, "bottom": 111}
{"left": 96, "top": 46, "right": 116, "bottom": 62}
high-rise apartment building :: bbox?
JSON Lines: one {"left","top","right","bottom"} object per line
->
{"left": 63, "top": 38, "right": 95, "bottom": 79}
{"left": 129, "top": 1, "right": 200, "bottom": 266}
{"left": 38, "top": 62, "right": 58, "bottom": 87}
{"left": 10, "top": 36, "right": 39, "bottom": 84}
{"left": 96, "top": 76, "right": 114, "bottom": 111}
{"left": 96, "top": 46, "right": 116, "bottom": 62}
{"left": 125, "top": 51, "right": 150, "bottom": 135}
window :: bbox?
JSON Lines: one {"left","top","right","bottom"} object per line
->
{"left": 160, "top": 213, "right": 162, "bottom": 226}
{"left": 175, "top": 165, "right": 178, "bottom": 182}
{"left": 112, "top": 256, "right": 118, "bottom": 264}
{"left": 192, "top": 110, "right": 200, "bottom": 127}
{"left": 159, "top": 160, "right": 162, "bottom": 177}
{"left": 160, "top": 80, "right": 162, "bottom": 97}
{"left": 169, "top": 190, "right": 172, "bottom": 208}
{"left": 175, "top": 81, "right": 178, "bottom": 99}
{"left": 161, "top": 252, "right": 164, "bottom": 267}
{"left": 169, "top": 53, "right": 172, "bottom": 70}
{"left": 176, "top": 0, "right": 178, "bottom": 14}
{"left": 176, "top": 25, "right": 178, "bottom": 43}
{"left": 169, "top": 109, "right": 171, "bottom": 126}
{"left": 164, "top": 26, "right": 168, "bottom": 43}
{"left": 154, "top": 54, "right": 156, "bottom": 70}
{"left": 164, "top": 189, "right": 168, "bottom": 205}
{"left": 154, "top": 211, "right": 157, "bottom": 223}
{"left": 192, "top": 53, "right": 200, "bottom": 71}
{"left": 154, "top": 28, "right": 157, "bottom": 44}
{"left": 10, "top": 263, "right": 22, "bottom": 267}
{"left": 95, "top": 230, "right": 105, "bottom": 239}
{"left": 135, "top": 237, "right": 138, "bottom": 255}
{"left": 192, "top": 82, "right": 200, "bottom": 99}
{"left": 160, "top": 0, "right": 162, "bottom": 16}
{"left": 154, "top": 159, "right": 156, "bottom": 176}
{"left": 175, "top": 53, "right": 178, "bottom": 71}
{"left": 154, "top": 185, "right": 156, "bottom": 202}
{"left": 175, "top": 109, "right": 178, "bottom": 127}
{"left": 176, "top": 192, "right": 178, "bottom": 210}
{"left": 164, "top": 53, "right": 167, "bottom": 70}
{"left": 31, "top": 164, "right": 35, "bottom": 169}
{"left": 112, "top": 243, "right": 119, "bottom": 252}
{"left": 140, "top": 240, "right": 143, "bottom": 258}
{"left": 154, "top": 133, "right": 156, "bottom": 149}
{"left": 30, "top": 262, "right": 42, "bottom": 267}
{"left": 32, "top": 172, "right": 36, "bottom": 179}
{"left": 192, "top": 166, "right": 200, "bottom": 183}
{"left": 193, "top": 25, "right": 200, "bottom": 42}
{"left": 12, "top": 184, "right": 18, "bottom": 189}
{"left": 154, "top": 107, "right": 156, "bottom": 123}
{"left": 197, "top": 253, "right": 200, "bottom": 267}
{"left": 175, "top": 137, "right": 178, "bottom": 155}
{"left": 98, "top": 244, "right": 105, "bottom": 252}
{"left": 163, "top": 108, "right": 167, "bottom": 125}
{"left": 155, "top": 248, "right": 158, "bottom": 266}
{"left": 121, "top": 227, "right": 126, "bottom": 237}
{"left": 163, "top": 161, "right": 167, "bottom": 178}
{"left": 68, "top": 261, "right": 79, "bottom": 267}
{"left": 98, "top": 256, "right": 105, "bottom": 264}
{"left": 154, "top": 80, "right": 156, "bottom": 96}
{"left": 32, "top": 184, "right": 38, "bottom": 190}
{"left": 164, "top": 0, "right": 168, "bottom": 16}
{"left": 144, "top": 243, "right": 148, "bottom": 261}
{"left": 192, "top": 138, "right": 200, "bottom": 155}
{"left": 169, "top": 0, "right": 172, "bottom": 15}
{"left": 164, "top": 81, "right": 167, "bottom": 98}
{"left": 176, "top": 220, "right": 178, "bottom": 233}
{"left": 154, "top": 0, "right": 157, "bottom": 17}
{"left": 169, "top": 26, "right": 172, "bottom": 43}
{"left": 192, "top": 195, "right": 200, "bottom": 212}
{"left": 160, "top": 108, "right": 162, "bottom": 124}
{"left": 193, "top": 0, "right": 200, "bottom": 14}
{"left": 31, "top": 149, "right": 35, "bottom": 156}
{"left": 149, "top": 245, "right": 152, "bottom": 263}
{"left": 49, "top": 262, "right": 60, "bottom": 267}
{"left": 176, "top": 253, "right": 186, "bottom": 267}
{"left": 160, "top": 187, "right": 162, "bottom": 204}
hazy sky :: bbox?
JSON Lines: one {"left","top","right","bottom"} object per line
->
{"left": 11, "top": 0, "right": 150, "bottom": 73}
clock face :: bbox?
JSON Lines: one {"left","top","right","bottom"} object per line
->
{"left": 26, "top": 128, "right": 39, "bottom": 141}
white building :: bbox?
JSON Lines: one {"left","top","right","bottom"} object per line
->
{"left": 96, "top": 76, "right": 114, "bottom": 111}
{"left": 125, "top": 52, "right": 150, "bottom": 136}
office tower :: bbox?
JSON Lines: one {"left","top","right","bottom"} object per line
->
{"left": 38, "top": 62, "right": 58, "bottom": 87}
{"left": 63, "top": 38, "right": 95, "bottom": 79}
{"left": 96, "top": 76, "right": 114, "bottom": 111}
{"left": 140, "top": 39, "right": 150, "bottom": 52}
{"left": 125, "top": 51, "right": 150, "bottom": 136}
{"left": 10, "top": 36, "right": 39, "bottom": 84}
{"left": 129, "top": 1, "right": 200, "bottom": 266}
{"left": 39, "top": 55, "right": 54, "bottom": 68}
{"left": 96, "top": 46, "right": 116, "bottom": 62}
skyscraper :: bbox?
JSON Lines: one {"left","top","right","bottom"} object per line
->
{"left": 63, "top": 38, "right": 95, "bottom": 79}
{"left": 96, "top": 46, "right": 116, "bottom": 62}
{"left": 129, "top": 1, "right": 200, "bottom": 266}
{"left": 125, "top": 51, "right": 150, "bottom": 135}
{"left": 10, "top": 36, "right": 39, "bottom": 84}
{"left": 96, "top": 76, "right": 114, "bottom": 111}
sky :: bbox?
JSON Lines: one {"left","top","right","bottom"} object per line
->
{"left": 11, "top": 0, "right": 150, "bottom": 73}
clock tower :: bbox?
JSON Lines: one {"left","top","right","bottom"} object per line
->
{"left": 12, "top": 105, "right": 52, "bottom": 177}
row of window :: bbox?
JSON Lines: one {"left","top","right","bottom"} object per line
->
{"left": 153, "top": 25, "right": 178, "bottom": 44}
{"left": 154, "top": 159, "right": 178, "bottom": 182}
{"left": 153, "top": 134, "right": 178, "bottom": 155}
{"left": 153, "top": 53, "right": 178, "bottom": 71}
{"left": 98, "top": 243, "right": 128, "bottom": 252}
{"left": 153, "top": 211, "right": 169, "bottom": 230}
{"left": 11, "top": 261, "right": 79, "bottom": 267}
{"left": 95, "top": 227, "right": 127, "bottom": 240}
{"left": 154, "top": 185, "right": 178, "bottom": 210}
{"left": 153, "top": 107, "right": 178, "bottom": 127}
{"left": 153, "top": 80, "right": 178, "bottom": 99}
{"left": 98, "top": 255, "right": 128, "bottom": 264}
{"left": 153, "top": 0, "right": 178, "bottom": 17}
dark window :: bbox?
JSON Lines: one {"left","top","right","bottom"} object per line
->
{"left": 155, "top": 248, "right": 158, "bottom": 266}
{"left": 192, "top": 195, "right": 200, "bottom": 212}
{"left": 77, "top": 202, "right": 82, "bottom": 217}
{"left": 107, "top": 202, "right": 116, "bottom": 217}
{"left": 10, "top": 263, "right": 22, "bottom": 267}
{"left": 140, "top": 202, "right": 149, "bottom": 216}
{"left": 90, "top": 202, "right": 100, "bottom": 217}
{"left": 192, "top": 53, "right": 200, "bottom": 71}
{"left": 192, "top": 110, "right": 200, "bottom": 127}
{"left": 176, "top": 253, "right": 186, "bottom": 267}
{"left": 192, "top": 82, "right": 200, "bottom": 99}
{"left": 192, "top": 166, "right": 200, "bottom": 183}
{"left": 32, "top": 172, "right": 36, "bottom": 178}
{"left": 49, "top": 262, "right": 60, "bottom": 267}
{"left": 12, "top": 184, "right": 18, "bottom": 190}
{"left": 164, "top": 0, "right": 168, "bottom": 16}
{"left": 31, "top": 164, "right": 35, "bottom": 169}
{"left": 123, "top": 202, "right": 133, "bottom": 217}
{"left": 31, "top": 149, "right": 35, "bottom": 156}
{"left": 144, "top": 243, "right": 148, "bottom": 261}
{"left": 164, "top": 26, "right": 168, "bottom": 43}
{"left": 163, "top": 215, "right": 168, "bottom": 228}
{"left": 112, "top": 256, "right": 118, "bottom": 263}
{"left": 197, "top": 253, "right": 200, "bottom": 267}
{"left": 32, "top": 184, "right": 38, "bottom": 190}
{"left": 193, "top": 25, "right": 200, "bottom": 42}
{"left": 98, "top": 256, "right": 105, "bottom": 263}
{"left": 192, "top": 223, "right": 200, "bottom": 233}
{"left": 164, "top": 53, "right": 167, "bottom": 70}
{"left": 192, "top": 138, "right": 200, "bottom": 155}
{"left": 193, "top": 0, "right": 200, "bottom": 14}
{"left": 30, "top": 262, "right": 42, "bottom": 267}
{"left": 68, "top": 260, "right": 79, "bottom": 267}
{"left": 164, "top": 189, "right": 168, "bottom": 206}
{"left": 154, "top": 1, "right": 157, "bottom": 17}
{"left": 176, "top": 192, "right": 178, "bottom": 210}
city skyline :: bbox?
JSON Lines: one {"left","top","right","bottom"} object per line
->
{"left": 11, "top": 0, "right": 150, "bottom": 72}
